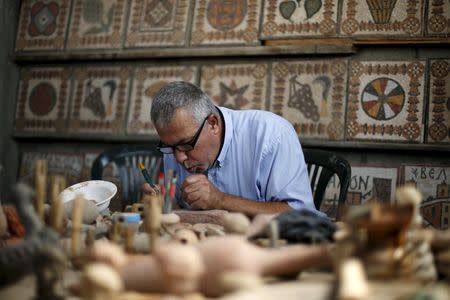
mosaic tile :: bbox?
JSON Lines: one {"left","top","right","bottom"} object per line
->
{"left": 322, "top": 166, "right": 399, "bottom": 219}
{"left": 346, "top": 60, "right": 426, "bottom": 142}
{"left": 68, "top": 67, "right": 131, "bottom": 134}
{"left": 15, "top": 67, "right": 71, "bottom": 133}
{"left": 340, "top": 0, "right": 424, "bottom": 37}
{"left": 402, "top": 164, "right": 450, "bottom": 229}
{"left": 18, "top": 151, "right": 84, "bottom": 197}
{"left": 271, "top": 59, "right": 347, "bottom": 140}
{"left": 200, "top": 63, "right": 269, "bottom": 110}
{"left": 261, "top": 0, "right": 338, "bottom": 39}
{"left": 15, "top": 0, "right": 71, "bottom": 51}
{"left": 125, "top": 0, "right": 192, "bottom": 47}
{"left": 66, "top": 0, "right": 127, "bottom": 49}
{"left": 426, "top": 0, "right": 450, "bottom": 35}
{"left": 127, "top": 65, "right": 198, "bottom": 135}
{"left": 427, "top": 59, "right": 450, "bottom": 144}
{"left": 190, "top": 0, "right": 261, "bottom": 46}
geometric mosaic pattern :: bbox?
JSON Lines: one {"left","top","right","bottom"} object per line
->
{"left": 340, "top": 0, "right": 423, "bottom": 36}
{"left": 271, "top": 60, "right": 348, "bottom": 140}
{"left": 322, "top": 165, "right": 399, "bottom": 219}
{"left": 18, "top": 151, "right": 85, "bottom": 198}
{"left": 200, "top": 63, "right": 269, "bottom": 110}
{"left": 15, "top": 0, "right": 71, "bottom": 51}
{"left": 428, "top": 59, "right": 450, "bottom": 144}
{"left": 402, "top": 164, "right": 450, "bottom": 229}
{"left": 68, "top": 67, "right": 131, "bottom": 134}
{"left": 261, "top": 0, "right": 339, "bottom": 39}
{"left": 15, "top": 67, "right": 71, "bottom": 133}
{"left": 125, "top": 0, "right": 192, "bottom": 47}
{"left": 127, "top": 65, "right": 198, "bottom": 135}
{"left": 346, "top": 60, "right": 426, "bottom": 142}
{"left": 426, "top": 0, "right": 450, "bottom": 35}
{"left": 66, "top": 0, "right": 126, "bottom": 49}
{"left": 190, "top": 0, "right": 261, "bottom": 46}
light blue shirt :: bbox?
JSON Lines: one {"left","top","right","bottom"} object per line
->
{"left": 163, "top": 107, "right": 319, "bottom": 213}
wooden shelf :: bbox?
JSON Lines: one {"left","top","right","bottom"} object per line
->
{"left": 13, "top": 44, "right": 355, "bottom": 63}
{"left": 13, "top": 132, "right": 450, "bottom": 153}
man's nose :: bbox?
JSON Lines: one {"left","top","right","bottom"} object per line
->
{"left": 174, "top": 148, "right": 188, "bottom": 163}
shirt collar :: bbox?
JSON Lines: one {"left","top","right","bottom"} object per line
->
{"left": 215, "top": 107, "right": 233, "bottom": 168}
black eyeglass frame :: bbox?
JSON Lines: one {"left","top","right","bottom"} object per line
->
{"left": 157, "top": 115, "right": 210, "bottom": 154}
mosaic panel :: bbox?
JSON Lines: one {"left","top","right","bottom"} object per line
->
{"left": 18, "top": 151, "right": 84, "bottom": 199}
{"left": 261, "top": 0, "right": 338, "bottom": 39}
{"left": 127, "top": 66, "right": 198, "bottom": 135}
{"left": 15, "top": 0, "right": 71, "bottom": 51}
{"left": 346, "top": 60, "right": 426, "bottom": 142}
{"left": 15, "top": 67, "right": 71, "bottom": 133}
{"left": 125, "top": 0, "right": 192, "bottom": 47}
{"left": 322, "top": 166, "right": 399, "bottom": 219}
{"left": 200, "top": 63, "right": 269, "bottom": 110}
{"left": 66, "top": 0, "right": 126, "bottom": 49}
{"left": 190, "top": 0, "right": 261, "bottom": 46}
{"left": 402, "top": 165, "right": 450, "bottom": 229}
{"left": 270, "top": 60, "right": 347, "bottom": 140}
{"left": 426, "top": 0, "right": 450, "bottom": 35}
{"left": 340, "top": 0, "right": 424, "bottom": 36}
{"left": 68, "top": 67, "right": 131, "bottom": 134}
{"left": 428, "top": 59, "right": 450, "bottom": 144}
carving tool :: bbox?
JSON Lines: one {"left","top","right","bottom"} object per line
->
{"left": 139, "top": 162, "right": 155, "bottom": 187}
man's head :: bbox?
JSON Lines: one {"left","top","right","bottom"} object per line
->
{"left": 151, "top": 81, "right": 222, "bottom": 173}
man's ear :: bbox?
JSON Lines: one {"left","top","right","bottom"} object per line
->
{"left": 208, "top": 114, "right": 221, "bottom": 134}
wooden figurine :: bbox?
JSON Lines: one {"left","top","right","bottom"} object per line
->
{"left": 86, "top": 236, "right": 332, "bottom": 297}
{"left": 81, "top": 263, "right": 123, "bottom": 300}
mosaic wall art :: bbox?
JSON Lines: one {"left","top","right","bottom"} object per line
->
{"left": 200, "top": 63, "right": 269, "bottom": 110}
{"left": 346, "top": 60, "right": 426, "bottom": 142}
{"left": 18, "top": 151, "right": 84, "bottom": 198}
{"left": 66, "top": 0, "right": 126, "bottom": 49}
{"left": 322, "top": 166, "right": 399, "bottom": 219}
{"left": 125, "top": 0, "right": 192, "bottom": 47}
{"left": 270, "top": 60, "right": 348, "bottom": 140}
{"left": 261, "top": 0, "right": 338, "bottom": 39}
{"left": 340, "top": 0, "right": 423, "bottom": 37}
{"left": 68, "top": 67, "right": 131, "bottom": 134}
{"left": 127, "top": 66, "right": 198, "bottom": 135}
{"left": 190, "top": 0, "right": 261, "bottom": 46}
{"left": 428, "top": 59, "right": 450, "bottom": 144}
{"left": 15, "top": 67, "right": 71, "bottom": 133}
{"left": 426, "top": 0, "right": 450, "bottom": 35}
{"left": 15, "top": 0, "right": 71, "bottom": 51}
{"left": 402, "top": 165, "right": 450, "bottom": 229}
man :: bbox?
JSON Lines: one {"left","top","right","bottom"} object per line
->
{"left": 144, "top": 81, "right": 319, "bottom": 217}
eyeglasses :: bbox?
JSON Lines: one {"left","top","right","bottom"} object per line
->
{"left": 157, "top": 115, "right": 210, "bottom": 154}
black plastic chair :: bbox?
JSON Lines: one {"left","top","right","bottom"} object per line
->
{"left": 303, "top": 148, "right": 351, "bottom": 219}
{"left": 91, "top": 146, "right": 162, "bottom": 210}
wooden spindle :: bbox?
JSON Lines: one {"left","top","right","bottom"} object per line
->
{"left": 50, "top": 175, "right": 66, "bottom": 233}
{"left": 34, "top": 159, "right": 47, "bottom": 222}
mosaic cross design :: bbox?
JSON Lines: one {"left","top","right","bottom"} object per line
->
{"left": 126, "top": 0, "right": 192, "bottom": 47}
{"left": 426, "top": 0, "right": 450, "bottom": 35}
{"left": 16, "top": 0, "right": 70, "bottom": 51}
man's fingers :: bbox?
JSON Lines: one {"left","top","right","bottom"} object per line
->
{"left": 142, "top": 182, "right": 158, "bottom": 195}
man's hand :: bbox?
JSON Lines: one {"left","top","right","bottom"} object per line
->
{"left": 181, "top": 174, "right": 224, "bottom": 210}
{"left": 142, "top": 182, "right": 160, "bottom": 196}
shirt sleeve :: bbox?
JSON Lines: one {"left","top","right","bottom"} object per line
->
{"left": 257, "top": 126, "right": 318, "bottom": 213}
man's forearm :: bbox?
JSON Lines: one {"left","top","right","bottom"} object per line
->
{"left": 219, "top": 194, "right": 292, "bottom": 217}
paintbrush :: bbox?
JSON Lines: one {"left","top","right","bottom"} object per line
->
{"left": 139, "top": 162, "right": 155, "bottom": 187}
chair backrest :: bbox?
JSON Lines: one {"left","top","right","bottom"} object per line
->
{"left": 303, "top": 148, "right": 351, "bottom": 219}
{"left": 91, "top": 146, "right": 162, "bottom": 210}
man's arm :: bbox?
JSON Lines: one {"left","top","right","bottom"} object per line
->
{"left": 181, "top": 174, "right": 292, "bottom": 217}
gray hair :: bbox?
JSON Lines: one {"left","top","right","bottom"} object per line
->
{"left": 151, "top": 81, "right": 218, "bottom": 128}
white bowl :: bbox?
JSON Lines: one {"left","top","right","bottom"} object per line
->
{"left": 59, "top": 180, "right": 117, "bottom": 212}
